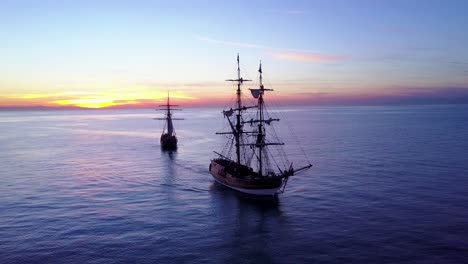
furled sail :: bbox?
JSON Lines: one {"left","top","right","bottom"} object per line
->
{"left": 250, "top": 89, "right": 261, "bottom": 99}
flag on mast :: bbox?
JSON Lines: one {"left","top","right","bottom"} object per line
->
{"left": 259, "top": 62, "right": 262, "bottom": 74}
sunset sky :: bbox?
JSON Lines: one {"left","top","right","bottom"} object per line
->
{"left": 1, "top": 0, "right": 468, "bottom": 108}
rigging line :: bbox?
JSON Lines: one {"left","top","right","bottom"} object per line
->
{"left": 266, "top": 145, "right": 284, "bottom": 174}
{"left": 239, "top": 134, "right": 245, "bottom": 164}
{"left": 268, "top": 86, "right": 312, "bottom": 165}
{"left": 223, "top": 91, "right": 236, "bottom": 115}
{"left": 266, "top": 127, "right": 288, "bottom": 168}
{"left": 262, "top": 84, "right": 298, "bottom": 167}
{"left": 262, "top": 146, "right": 273, "bottom": 173}
{"left": 246, "top": 146, "right": 255, "bottom": 167}
{"left": 286, "top": 112, "right": 312, "bottom": 165}
{"left": 226, "top": 136, "right": 235, "bottom": 159}
{"left": 264, "top": 109, "right": 290, "bottom": 166}
{"left": 257, "top": 80, "right": 290, "bottom": 170}
{"left": 221, "top": 134, "right": 234, "bottom": 160}
{"left": 221, "top": 81, "right": 237, "bottom": 112}
{"left": 251, "top": 146, "right": 260, "bottom": 168}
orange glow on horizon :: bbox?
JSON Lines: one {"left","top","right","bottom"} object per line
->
{"left": 54, "top": 98, "right": 119, "bottom": 108}
{"left": 4, "top": 86, "right": 453, "bottom": 108}
{"left": 0, "top": 90, "right": 222, "bottom": 109}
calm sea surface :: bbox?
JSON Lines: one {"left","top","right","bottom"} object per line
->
{"left": 0, "top": 105, "right": 467, "bottom": 263}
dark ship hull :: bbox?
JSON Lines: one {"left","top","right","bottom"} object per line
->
{"left": 160, "top": 133, "right": 177, "bottom": 150}
{"left": 209, "top": 158, "right": 285, "bottom": 195}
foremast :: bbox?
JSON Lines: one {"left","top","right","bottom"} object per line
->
{"left": 225, "top": 54, "right": 251, "bottom": 165}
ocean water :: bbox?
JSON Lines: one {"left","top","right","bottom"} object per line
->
{"left": 0, "top": 105, "right": 467, "bottom": 263}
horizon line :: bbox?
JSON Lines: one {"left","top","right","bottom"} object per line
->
{"left": 1, "top": 101, "right": 468, "bottom": 111}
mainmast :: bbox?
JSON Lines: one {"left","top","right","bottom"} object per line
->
{"left": 235, "top": 55, "right": 242, "bottom": 164}
{"left": 166, "top": 95, "right": 174, "bottom": 135}
{"left": 157, "top": 92, "right": 182, "bottom": 135}
{"left": 249, "top": 62, "right": 280, "bottom": 177}
{"left": 257, "top": 62, "right": 264, "bottom": 176}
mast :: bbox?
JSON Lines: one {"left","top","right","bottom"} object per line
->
{"left": 235, "top": 54, "right": 242, "bottom": 164}
{"left": 257, "top": 61, "right": 264, "bottom": 176}
{"left": 249, "top": 61, "right": 280, "bottom": 176}
{"left": 252, "top": 62, "right": 313, "bottom": 177}
{"left": 166, "top": 94, "right": 174, "bottom": 135}
{"left": 225, "top": 54, "right": 251, "bottom": 165}
{"left": 156, "top": 92, "right": 182, "bottom": 135}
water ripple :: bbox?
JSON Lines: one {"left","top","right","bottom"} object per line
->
{"left": 1, "top": 106, "right": 467, "bottom": 263}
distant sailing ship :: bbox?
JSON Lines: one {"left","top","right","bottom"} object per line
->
{"left": 156, "top": 94, "right": 183, "bottom": 150}
{"left": 209, "top": 55, "right": 312, "bottom": 195}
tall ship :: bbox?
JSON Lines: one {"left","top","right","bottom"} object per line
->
{"left": 209, "top": 55, "right": 312, "bottom": 195}
{"left": 156, "top": 94, "right": 183, "bottom": 150}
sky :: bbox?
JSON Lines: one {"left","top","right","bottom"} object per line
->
{"left": 1, "top": 0, "right": 468, "bottom": 108}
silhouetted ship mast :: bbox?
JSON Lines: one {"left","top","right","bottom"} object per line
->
{"left": 209, "top": 55, "right": 312, "bottom": 195}
{"left": 155, "top": 94, "right": 183, "bottom": 150}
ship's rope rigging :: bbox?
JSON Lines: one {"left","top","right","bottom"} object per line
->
{"left": 263, "top": 103, "right": 290, "bottom": 169}
{"left": 266, "top": 146, "right": 284, "bottom": 175}
{"left": 262, "top": 75, "right": 313, "bottom": 170}
{"left": 221, "top": 134, "right": 235, "bottom": 160}
{"left": 215, "top": 57, "right": 312, "bottom": 177}
{"left": 217, "top": 70, "right": 254, "bottom": 164}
